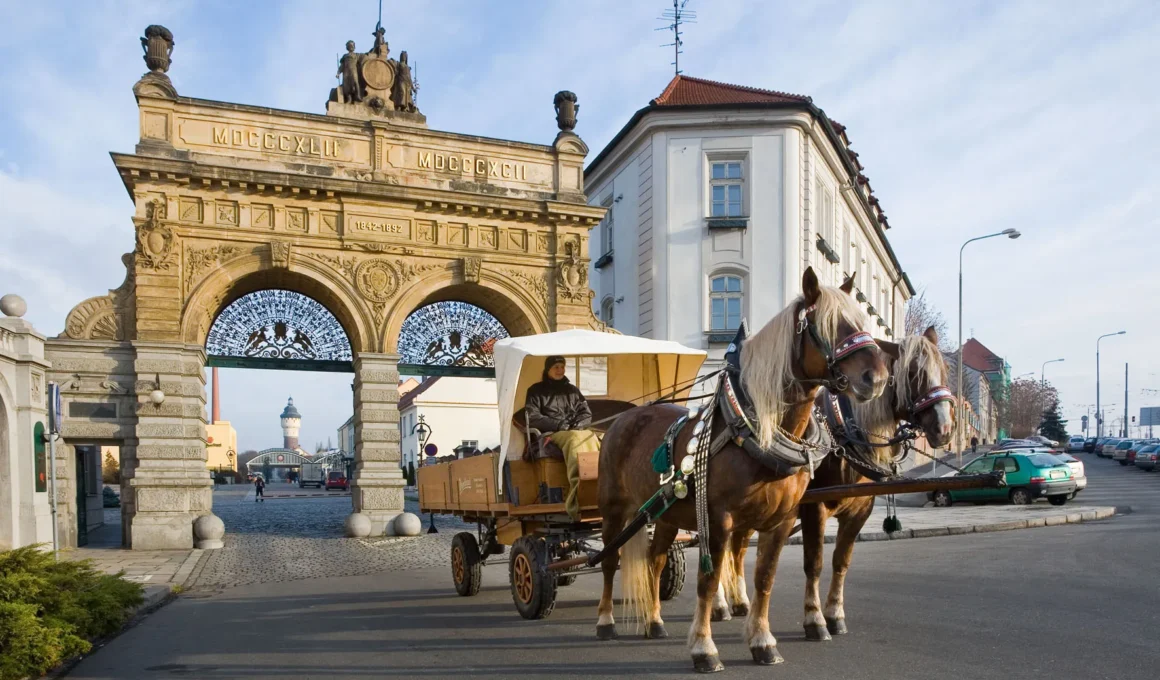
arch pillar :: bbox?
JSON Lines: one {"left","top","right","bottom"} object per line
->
{"left": 350, "top": 352, "right": 404, "bottom": 535}
{"left": 123, "top": 341, "right": 220, "bottom": 549}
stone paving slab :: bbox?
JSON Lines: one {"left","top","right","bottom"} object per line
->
{"left": 784, "top": 502, "right": 1119, "bottom": 545}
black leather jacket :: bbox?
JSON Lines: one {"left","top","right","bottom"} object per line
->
{"left": 524, "top": 377, "right": 592, "bottom": 433}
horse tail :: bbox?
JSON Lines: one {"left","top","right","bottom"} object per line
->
{"left": 720, "top": 541, "right": 739, "bottom": 607}
{"left": 619, "top": 529, "right": 655, "bottom": 631}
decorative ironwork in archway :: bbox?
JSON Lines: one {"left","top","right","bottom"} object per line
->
{"left": 206, "top": 290, "right": 352, "bottom": 371}
{"left": 398, "top": 301, "right": 508, "bottom": 371}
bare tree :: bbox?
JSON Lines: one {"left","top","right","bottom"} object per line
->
{"left": 998, "top": 378, "right": 1059, "bottom": 438}
{"left": 904, "top": 290, "right": 951, "bottom": 349}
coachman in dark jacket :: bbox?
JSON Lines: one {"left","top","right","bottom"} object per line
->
{"left": 524, "top": 355, "right": 592, "bottom": 433}
{"left": 523, "top": 356, "right": 597, "bottom": 519}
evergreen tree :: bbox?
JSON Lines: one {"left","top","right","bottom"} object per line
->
{"left": 1039, "top": 399, "right": 1069, "bottom": 443}
{"left": 101, "top": 451, "right": 120, "bottom": 484}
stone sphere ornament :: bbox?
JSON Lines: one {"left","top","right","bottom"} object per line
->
{"left": 193, "top": 514, "right": 225, "bottom": 549}
{"left": 393, "top": 512, "right": 422, "bottom": 537}
{"left": 0, "top": 294, "right": 27, "bottom": 317}
{"left": 344, "top": 512, "right": 372, "bottom": 538}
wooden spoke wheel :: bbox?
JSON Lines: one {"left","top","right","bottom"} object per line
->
{"left": 659, "top": 542, "right": 686, "bottom": 601}
{"left": 451, "top": 532, "right": 482, "bottom": 597}
{"left": 509, "top": 536, "right": 558, "bottom": 620}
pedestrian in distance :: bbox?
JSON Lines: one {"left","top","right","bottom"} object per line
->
{"left": 254, "top": 475, "right": 265, "bottom": 502}
{"left": 971, "top": 435, "right": 979, "bottom": 454}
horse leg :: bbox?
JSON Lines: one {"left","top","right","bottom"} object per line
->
{"left": 687, "top": 532, "right": 729, "bottom": 673}
{"left": 645, "top": 522, "right": 679, "bottom": 639}
{"left": 824, "top": 499, "right": 873, "bottom": 636}
{"left": 745, "top": 520, "right": 795, "bottom": 665}
{"left": 723, "top": 528, "right": 752, "bottom": 618}
{"left": 596, "top": 510, "right": 626, "bottom": 640}
{"left": 800, "top": 502, "right": 831, "bottom": 641}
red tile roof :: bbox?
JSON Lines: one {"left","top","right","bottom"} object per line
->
{"left": 961, "top": 338, "right": 1005, "bottom": 374}
{"left": 652, "top": 75, "right": 810, "bottom": 107}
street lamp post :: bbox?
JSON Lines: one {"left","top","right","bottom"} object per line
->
{"left": 410, "top": 415, "right": 437, "bottom": 534}
{"left": 1096, "top": 331, "right": 1126, "bottom": 437}
{"left": 1041, "top": 358, "right": 1064, "bottom": 386}
{"left": 957, "top": 228, "right": 1020, "bottom": 459}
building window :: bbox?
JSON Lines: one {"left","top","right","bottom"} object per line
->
{"left": 814, "top": 179, "right": 835, "bottom": 245}
{"left": 710, "top": 161, "right": 744, "bottom": 217}
{"left": 709, "top": 275, "right": 743, "bottom": 331}
{"left": 600, "top": 296, "right": 615, "bottom": 328}
{"left": 461, "top": 440, "right": 478, "bottom": 450}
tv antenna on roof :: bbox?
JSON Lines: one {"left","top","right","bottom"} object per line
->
{"left": 657, "top": 0, "right": 696, "bottom": 76}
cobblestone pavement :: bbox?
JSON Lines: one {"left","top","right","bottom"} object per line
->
{"left": 189, "top": 487, "right": 476, "bottom": 589}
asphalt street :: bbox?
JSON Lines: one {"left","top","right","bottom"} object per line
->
{"left": 66, "top": 454, "right": 1159, "bottom": 679}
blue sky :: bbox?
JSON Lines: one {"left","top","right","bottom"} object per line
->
{"left": 2, "top": 0, "right": 1158, "bottom": 449}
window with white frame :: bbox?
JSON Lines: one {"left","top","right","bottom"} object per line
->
{"left": 709, "top": 274, "right": 744, "bottom": 331}
{"left": 710, "top": 160, "right": 744, "bottom": 217}
{"left": 600, "top": 296, "right": 615, "bottom": 328}
{"left": 600, "top": 195, "right": 614, "bottom": 255}
{"left": 815, "top": 179, "right": 835, "bottom": 244}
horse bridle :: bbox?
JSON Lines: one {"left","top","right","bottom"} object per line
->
{"left": 794, "top": 302, "right": 878, "bottom": 392}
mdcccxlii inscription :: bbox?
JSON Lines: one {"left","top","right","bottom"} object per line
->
{"left": 212, "top": 126, "right": 343, "bottom": 158}
{"left": 417, "top": 152, "right": 528, "bottom": 180}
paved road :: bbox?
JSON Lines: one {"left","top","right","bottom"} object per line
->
{"left": 66, "top": 454, "right": 1158, "bottom": 679}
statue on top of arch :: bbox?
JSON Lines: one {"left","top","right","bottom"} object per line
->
{"left": 329, "top": 24, "right": 422, "bottom": 121}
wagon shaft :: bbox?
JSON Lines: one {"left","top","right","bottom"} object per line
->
{"left": 799, "top": 471, "right": 1005, "bottom": 504}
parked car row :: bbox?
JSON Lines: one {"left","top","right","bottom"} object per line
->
{"left": 929, "top": 442, "right": 1082, "bottom": 508}
{"left": 1081, "top": 436, "right": 1160, "bottom": 472}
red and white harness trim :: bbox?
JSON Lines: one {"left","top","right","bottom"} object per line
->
{"left": 832, "top": 331, "right": 877, "bottom": 361}
{"left": 911, "top": 385, "right": 955, "bottom": 415}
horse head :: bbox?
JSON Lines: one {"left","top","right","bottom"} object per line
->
{"left": 880, "top": 325, "right": 955, "bottom": 448}
{"left": 796, "top": 268, "right": 889, "bottom": 403}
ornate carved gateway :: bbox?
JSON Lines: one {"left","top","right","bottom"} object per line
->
{"left": 45, "top": 22, "right": 608, "bottom": 549}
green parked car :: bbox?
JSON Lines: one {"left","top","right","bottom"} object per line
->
{"left": 929, "top": 452, "right": 1076, "bottom": 507}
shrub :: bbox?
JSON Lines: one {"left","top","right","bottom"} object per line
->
{"left": 0, "top": 546, "right": 144, "bottom": 680}
{"left": 102, "top": 487, "right": 121, "bottom": 508}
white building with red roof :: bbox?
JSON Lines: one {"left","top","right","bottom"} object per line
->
{"left": 584, "top": 75, "right": 913, "bottom": 373}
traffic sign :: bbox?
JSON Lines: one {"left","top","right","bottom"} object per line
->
{"left": 424, "top": 443, "right": 438, "bottom": 457}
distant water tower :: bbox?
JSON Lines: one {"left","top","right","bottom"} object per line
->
{"left": 280, "top": 397, "right": 301, "bottom": 450}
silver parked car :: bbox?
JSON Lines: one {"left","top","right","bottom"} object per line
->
{"left": 1099, "top": 439, "right": 1123, "bottom": 458}
{"left": 1066, "top": 436, "right": 1086, "bottom": 452}
{"left": 1134, "top": 444, "right": 1159, "bottom": 471}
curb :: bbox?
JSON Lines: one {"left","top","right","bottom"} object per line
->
{"left": 784, "top": 505, "right": 1121, "bottom": 546}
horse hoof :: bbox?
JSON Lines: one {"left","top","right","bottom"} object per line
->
{"left": 646, "top": 622, "right": 668, "bottom": 639}
{"left": 825, "top": 617, "right": 848, "bottom": 635}
{"left": 804, "top": 623, "right": 832, "bottom": 641}
{"left": 596, "top": 624, "right": 618, "bottom": 641}
{"left": 751, "top": 645, "right": 784, "bottom": 665}
{"left": 692, "top": 654, "right": 725, "bottom": 673}
{"left": 731, "top": 603, "right": 750, "bottom": 618}
{"left": 710, "top": 606, "right": 732, "bottom": 622}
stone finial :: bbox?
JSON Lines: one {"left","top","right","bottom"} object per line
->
{"left": 135, "top": 25, "right": 177, "bottom": 99}
{"left": 0, "top": 294, "right": 27, "bottom": 318}
{"left": 554, "top": 90, "right": 578, "bottom": 132}
{"left": 141, "top": 25, "right": 174, "bottom": 73}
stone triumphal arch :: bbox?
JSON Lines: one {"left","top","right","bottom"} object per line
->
{"left": 44, "top": 24, "right": 606, "bottom": 550}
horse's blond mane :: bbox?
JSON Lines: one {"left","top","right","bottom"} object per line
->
{"left": 852, "top": 333, "right": 947, "bottom": 463}
{"left": 740, "top": 285, "right": 868, "bottom": 449}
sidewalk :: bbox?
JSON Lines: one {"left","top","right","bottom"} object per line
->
{"left": 787, "top": 501, "right": 1119, "bottom": 545}
{"left": 63, "top": 513, "right": 205, "bottom": 611}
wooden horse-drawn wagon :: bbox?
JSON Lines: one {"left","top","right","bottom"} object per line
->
{"left": 417, "top": 330, "right": 708, "bottom": 619}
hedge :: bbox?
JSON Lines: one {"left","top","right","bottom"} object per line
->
{"left": 0, "top": 546, "right": 144, "bottom": 680}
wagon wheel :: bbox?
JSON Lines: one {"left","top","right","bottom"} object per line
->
{"left": 509, "top": 536, "right": 558, "bottom": 619}
{"left": 451, "top": 532, "right": 482, "bottom": 597}
{"left": 659, "top": 542, "right": 686, "bottom": 601}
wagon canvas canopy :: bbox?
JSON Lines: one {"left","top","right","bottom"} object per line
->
{"left": 494, "top": 329, "right": 707, "bottom": 469}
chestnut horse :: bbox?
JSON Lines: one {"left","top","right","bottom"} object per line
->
{"left": 799, "top": 325, "right": 954, "bottom": 640}
{"left": 595, "top": 268, "right": 889, "bottom": 673}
